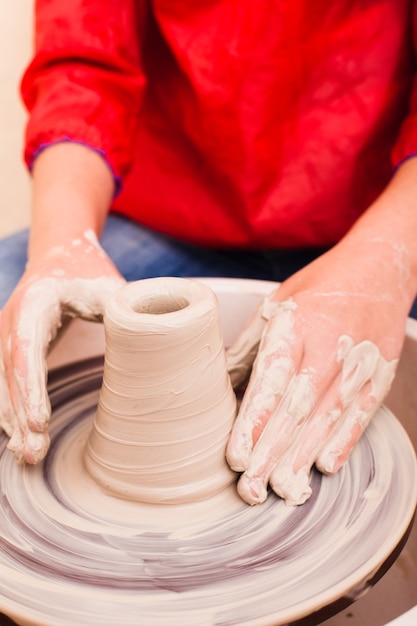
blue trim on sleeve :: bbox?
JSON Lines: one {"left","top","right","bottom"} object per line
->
{"left": 30, "top": 138, "right": 122, "bottom": 197}
{"left": 393, "top": 153, "right": 417, "bottom": 175}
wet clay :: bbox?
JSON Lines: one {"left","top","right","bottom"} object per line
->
{"left": 0, "top": 278, "right": 415, "bottom": 626}
{"left": 84, "top": 277, "right": 237, "bottom": 504}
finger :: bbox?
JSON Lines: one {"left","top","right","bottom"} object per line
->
{"left": 226, "top": 302, "right": 300, "bottom": 473}
{"left": 60, "top": 276, "right": 126, "bottom": 321}
{"left": 337, "top": 336, "right": 385, "bottom": 406}
{"left": 1, "top": 352, "right": 34, "bottom": 464}
{"left": 0, "top": 321, "right": 32, "bottom": 462}
{"left": 0, "top": 337, "right": 16, "bottom": 439}
{"left": 12, "top": 353, "right": 51, "bottom": 464}
{"left": 269, "top": 388, "right": 343, "bottom": 506}
{"left": 6, "top": 283, "right": 63, "bottom": 463}
{"left": 316, "top": 345, "right": 398, "bottom": 475}
{"left": 315, "top": 384, "right": 378, "bottom": 474}
{"left": 226, "top": 293, "right": 293, "bottom": 388}
{"left": 268, "top": 337, "right": 399, "bottom": 503}
{"left": 266, "top": 341, "right": 360, "bottom": 504}
{"left": 235, "top": 368, "right": 317, "bottom": 505}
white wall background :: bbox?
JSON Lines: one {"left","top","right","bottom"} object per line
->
{"left": 0, "top": 2, "right": 33, "bottom": 236}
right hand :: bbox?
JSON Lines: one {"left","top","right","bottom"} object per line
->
{"left": 0, "top": 230, "right": 125, "bottom": 465}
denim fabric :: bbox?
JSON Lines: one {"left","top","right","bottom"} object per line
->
{"left": 0, "top": 228, "right": 31, "bottom": 309}
{"left": 1, "top": 213, "right": 416, "bottom": 318}
{"left": 0, "top": 214, "right": 327, "bottom": 308}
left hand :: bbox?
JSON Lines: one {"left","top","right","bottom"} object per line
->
{"left": 0, "top": 230, "right": 125, "bottom": 464}
{"left": 226, "top": 237, "right": 408, "bottom": 505}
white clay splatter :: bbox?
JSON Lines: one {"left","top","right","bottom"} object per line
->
{"left": 317, "top": 335, "right": 398, "bottom": 474}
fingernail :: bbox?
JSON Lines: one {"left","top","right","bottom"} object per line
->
{"left": 24, "top": 431, "right": 50, "bottom": 464}
{"left": 7, "top": 431, "right": 25, "bottom": 464}
{"left": 237, "top": 474, "right": 268, "bottom": 505}
{"left": 226, "top": 438, "right": 251, "bottom": 472}
{"left": 316, "top": 453, "right": 338, "bottom": 475}
{"left": 271, "top": 469, "right": 312, "bottom": 507}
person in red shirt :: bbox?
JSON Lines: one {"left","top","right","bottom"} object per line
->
{"left": 0, "top": 0, "right": 416, "bottom": 504}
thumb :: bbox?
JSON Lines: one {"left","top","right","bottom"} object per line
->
{"left": 226, "top": 289, "right": 283, "bottom": 388}
{"left": 59, "top": 276, "right": 126, "bottom": 321}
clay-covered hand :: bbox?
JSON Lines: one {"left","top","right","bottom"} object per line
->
{"left": 0, "top": 230, "right": 125, "bottom": 464}
{"left": 226, "top": 239, "right": 407, "bottom": 506}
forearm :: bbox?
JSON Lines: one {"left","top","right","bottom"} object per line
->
{"left": 28, "top": 142, "right": 115, "bottom": 263}
{"left": 341, "top": 157, "right": 417, "bottom": 310}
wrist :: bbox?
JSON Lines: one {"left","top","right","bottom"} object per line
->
{"left": 28, "top": 143, "right": 114, "bottom": 260}
{"left": 343, "top": 159, "right": 417, "bottom": 308}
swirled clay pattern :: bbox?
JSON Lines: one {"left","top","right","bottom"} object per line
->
{"left": 0, "top": 358, "right": 416, "bottom": 626}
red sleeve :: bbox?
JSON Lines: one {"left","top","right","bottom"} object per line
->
{"left": 391, "top": 2, "right": 417, "bottom": 167}
{"left": 21, "top": 0, "right": 146, "bottom": 182}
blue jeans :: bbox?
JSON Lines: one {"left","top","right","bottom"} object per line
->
{"left": 1, "top": 213, "right": 416, "bottom": 317}
{"left": 0, "top": 214, "right": 329, "bottom": 308}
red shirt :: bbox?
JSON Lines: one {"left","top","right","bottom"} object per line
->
{"left": 21, "top": 0, "right": 417, "bottom": 249}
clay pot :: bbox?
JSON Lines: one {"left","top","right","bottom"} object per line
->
{"left": 84, "top": 277, "right": 237, "bottom": 504}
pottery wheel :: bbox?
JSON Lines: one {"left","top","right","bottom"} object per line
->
{"left": 0, "top": 356, "right": 415, "bottom": 626}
